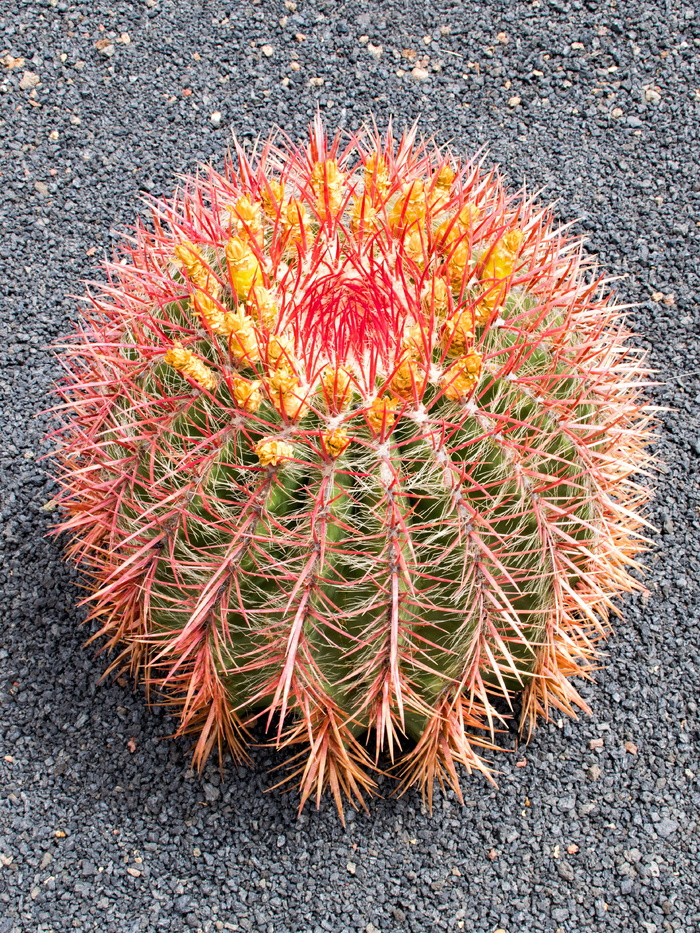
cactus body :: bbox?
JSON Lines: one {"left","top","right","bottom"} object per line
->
{"left": 54, "top": 120, "right": 652, "bottom": 815}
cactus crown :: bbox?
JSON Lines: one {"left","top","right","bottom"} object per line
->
{"left": 54, "top": 118, "right": 652, "bottom": 818}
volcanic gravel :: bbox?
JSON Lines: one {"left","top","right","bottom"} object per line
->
{"left": 1, "top": 1, "right": 699, "bottom": 931}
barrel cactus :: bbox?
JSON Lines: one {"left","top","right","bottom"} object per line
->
{"left": 54, "top": 118, "right": 652, "bottom": 816}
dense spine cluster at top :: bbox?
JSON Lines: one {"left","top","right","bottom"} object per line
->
{"left": 54, "top": 119, "right": 652, "bottom": 817}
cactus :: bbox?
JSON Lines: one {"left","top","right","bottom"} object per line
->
{"left": 54, "top": 119, "right": 652, "bottom": 816}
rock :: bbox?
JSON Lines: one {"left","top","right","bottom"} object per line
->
{"left": 411, "top": 66, "right": 430, "bottom": 81}
{"left": 19, "top": 71, "right": 40, "bottom": 90}
{"left": 95, "top": 38, "right": 115, "bottom": 57}
{"left": 210, "top": 111, "right": 222, "bottom": 127}
{"left": 508, "top": 96, "right": 521, "bottom": 107}
{"left": 656, "top": 818, "right": 678, "bottom": 838}
{"left": 261, "top": 45, "right": 274, "bottom": 57}
{"left": 557, "top": 861, "right": 575, "bottom": 881}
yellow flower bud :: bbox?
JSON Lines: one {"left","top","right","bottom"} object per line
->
{"left": 447, "top": 240, "right": 472, "bottom": 291}
{"left": 221, "top": 308, "right": 260, "bottom": 364}
{"left": 232, "top": 377, "right": 263, "bottom": 412}
{"left": 404, "top": 228, "right": 426, "bottom": 268}
{"left": 225, "top": 236, "right": 262, "bottom": 298}
{"left": 442, "top": 351, "right": 482, "bottom": 401}
{"left": 429, "top": 164, "right": 456, "bottom": 211}
{"left": 420, "top": 278, "right": 450, "bottom": 320}
{"left": 319, "top": 365, "right": 354, "bottom": 412}
{"left": 403, "top": 323, "right": 429, "bottom": 360}
{"left": 282, "top": 199, "right": 307, "bottom": 245}
{"left": 435, "top": 164, "right": 455, "bottom": 192}
{"left": 478, "top": 228, "right": 524, "bottom": 314}
{"left": 351, "top": 194, "right": 378, "bottom": 234}
{"left": 175, "top": 242, "right": 221, "bottom": 296}
{"left": 436, "top": 202, "right": 480, "bottom": 247}
{"left": 322, "top": 428, "right": 350, "bottom": 459}
{"left": 249, "top": 285, "right": 278, "bottom": 330}
{"left": 255, "top": 437, "right": 294, "bottom": 467}
{"left": 261, "top": 179, "right": 285, "bottom": 217}
{"left": 390, "top": 180, "right": 426, "bottom": 231}
{"left": 174, "top": 241, "right": 202, "bottom": 274}
{"left": 311, "top": 159, "right": 345, "bottom": 220}
{"left": 163, "top": 342, "right": 217, "bottom": 392}
{"left": 267, "top": 369, "right": 307, "bottom": 419}
{"left": 227, "top": 196, "right": 262, "bottom": 237}
{"left": 364, "top": 153, "right": 389, "bottom": 199}
{"left": 192, "top": 292, "right": 229, "bottom": 334}
{"left": 366, "top": 396, "right": 399, "bottom": 434}
{"left": 268, "top": 367, "right": 299, "bottom": 397}
{"left": 266, "top": 334, "right": 296, "bottom": 372}
{"left": 389, "top": 357, "right": 423, "bottom": 401}
{"left": 441, "top": 312, "right": 474, "bottom": 358}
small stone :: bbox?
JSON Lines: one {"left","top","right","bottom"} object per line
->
{"left": 644, "top": 85, "right": 662, "bottom": 104}
{"left": 588, "top": 764, "right": 602, "bottom": 781}
{"left": 624, "top": 741, "right": 638, "bottom": 754}
{"left": 34, "top": 181, "right": 49, "bottom": 197}
{"left": 203, "top": 782, "right": 220, "bottom": 801}
{"left": 367, "top": 43, "right": 383, "bottom": 59}
{"left": 346, "top": 861, "right": 356, "bottom": 874}
{"left": 276, "top": 835, "right": 286, "bottom": 848}
{"left": 19, "top": 71, "right": 40, "bottom": 90}
{"left": 411, "top": 66, "right": 430, "bottom": 81}
{"left": 118, "top": 33, "right": 131, "bottom": 44}
{"left": 192, "top": 847, "right": 201, "bottom": 857}
{"left": 656, "top": 818, "right": 678, "bottom": 838}
{"left": 557, "top": 861, "right": 575, "bottom": 881}
{"left": 307, "top": 77, "right": 324, "bottom": 87}
{"left": 261, "top": 45, "right": 274, "bottom": 57}
{"left": 126, "top": 867, "right": 141, "bottom": 877}
{"left": 40, "top": 851, "right": 53, "bottom": 869}
{"left": 210, "top": 111, "right": 222, "bottom": 127}
{"left": 589, "top": 738, "right": 604, "bottom": 749}
{"left": 508, "top": 96, "right": 521, "bottom": 107}
{"left": 611, "top": 107, "right": 624, "bottom": 118}
{"left": 49, "top": 130, "right": 59, "bottom": 140}
{"left": 95, "top": 38, "right": 115, "bottom": 57}
{"left": 627, "top": 115, "right": 643, "bottom": 127}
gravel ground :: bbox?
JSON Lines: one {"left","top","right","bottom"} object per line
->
{"left": 1, "top": 1, "right": 699, "bottom": 931}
